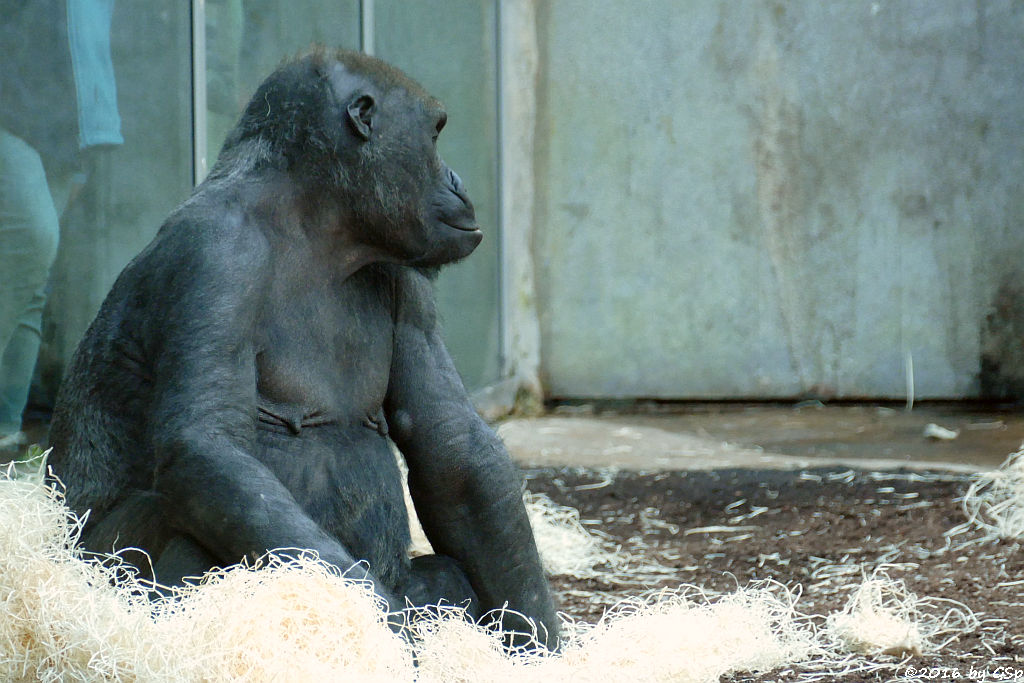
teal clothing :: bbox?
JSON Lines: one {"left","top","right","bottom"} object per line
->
{"left": 68, "top": 0, "right": 123, "bottom": 148}
{"left": 0, "top": 129, "right": 68, "bottom": 435}
{"left": 0, "top": 0, "right": 122, "bottom": 175}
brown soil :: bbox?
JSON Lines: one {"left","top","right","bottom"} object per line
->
{"left": 525, "top": 466, "right": 1024, "bottom": 681}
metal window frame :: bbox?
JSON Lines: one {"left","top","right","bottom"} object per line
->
{"left": 494, "top": 0, "right": 509, "bottom": 378}
{"left": 359, "top": 0, "right": 375, "bottom": 56}
{"left": 190, "top": 0, "right": 208, "bottom": 185}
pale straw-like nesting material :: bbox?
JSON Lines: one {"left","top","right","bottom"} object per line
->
{"left": 0, "top": 467, "right": 160, "bottom": 682}
{"left": 522, "top": 491, "right": 631, "bottom": 578}
{"left": 948, "top": 448, "right": 1024, "bottom": 543}
{"left": 824, "top": 565, "right": 978, "bottom": 658}
{"left": 1, "top": 460, "right": 984, "bottom": 682}
{"left": 406, "top": 582, "right": 820, "bottom": 683}
{"left": 0, "top": 464, "right": 413, "bottom": 682}
{"left": 0, "top": 469, "right": 815, "bottom": 682}
{"left": 546, "top": 582, "right": 821, "bottom": 683}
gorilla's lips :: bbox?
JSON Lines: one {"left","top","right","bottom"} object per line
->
{"left": 442, "top": 220, "right": 481, "bottom": 232}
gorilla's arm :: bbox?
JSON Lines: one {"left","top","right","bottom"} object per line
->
{"left": 385, "top": 272, "right": 559, "bottom": 648}
{"left": 146, "top": 225, "right": 396, "bottom": 606}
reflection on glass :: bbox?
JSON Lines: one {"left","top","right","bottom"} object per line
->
{"left": 6, "top": 4, "right": 195, "bottom": 411}
{"left": 1, "top": 0, "right": 124, "bottom": 440}
{"left": 204, "top": 0, "right": 361, "bottom": 165}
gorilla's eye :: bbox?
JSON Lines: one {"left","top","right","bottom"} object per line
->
{"left": 435, "top": 111, "right": 447, "bottom": 135}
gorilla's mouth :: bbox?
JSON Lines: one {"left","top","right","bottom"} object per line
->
{"left": 442, "top": 220, "right": 481, "bottom": 233}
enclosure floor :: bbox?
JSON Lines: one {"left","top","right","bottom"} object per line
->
{"left": 528, "top": 466, "right": 1024, "bottom": 678}
{"left": 499, "top": 403, "right": 1024, "bottom": 472}
{"left": 8, "top": 403, "right": 1022, "bottom": 471}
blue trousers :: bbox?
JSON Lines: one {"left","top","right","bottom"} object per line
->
{"left": 0, "top": 129, "right": 66, "bottom": 436}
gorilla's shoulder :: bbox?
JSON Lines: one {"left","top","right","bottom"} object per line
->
{"left": 145, "top": 203, "right": 273, "bottom": 280}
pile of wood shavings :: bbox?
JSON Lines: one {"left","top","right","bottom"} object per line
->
{"left": 824, "top": 565, "right": 979, "bottom": 658}
{"left": 0, "top": 469, "right": 411, "bottom": 682}
{"left": 949, "top": 448, "right": 1024, "bottom": 543}
{"left": 0, "top": 462, "right": 990, "bottom": 682}
{"left": 406, "top": 582, "right": 820, "bottom": 683}
{"left": 0, "top": 468, "right": 820, "bottom": 683}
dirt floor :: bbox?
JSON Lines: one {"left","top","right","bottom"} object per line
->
{"left": 525, "top": 465, "right": 1024, "bottom": 681}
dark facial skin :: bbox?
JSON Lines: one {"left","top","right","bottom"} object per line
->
{"left": 326, "top": 61, "right": 482, "bottom": 267}
{"left": 46, "top": 48, "right": 559, "bottom": 650}
{"left": 317, "top": 59, "right": 481, "bottom": 266}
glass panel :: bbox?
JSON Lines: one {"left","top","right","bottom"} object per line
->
{"left": 374, "top": 0, "right": 501, "bottom": 391}
{"left": 203, "top": 0, "right": 362, "bottom": 165}
{"left": 1, "top": 3, "right": 194, "bottom": 415}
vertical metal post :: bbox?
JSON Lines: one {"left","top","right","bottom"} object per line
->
{"left": 360, "top": 0, "right": 375, "bottom": 56}
{"left": 191, "top": 0, "right": 209, "bottom": 185}
{"left": 495, "top": 0, "right": 508, "bottom": 376}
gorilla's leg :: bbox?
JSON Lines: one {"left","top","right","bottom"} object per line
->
{"left": 403, "top": 555, "right": 553, "bottom": 649}
{"left": 403, "top": 554, "right": 481, "bottom": 618}
{"left": 80, "top": 490, "right": 170, "bottom": 577}
{"left": 79, "top": 490, "right": 216, "bottom": 590}
{"left": 152, "top": 534, "right": 219, "bottom": 587}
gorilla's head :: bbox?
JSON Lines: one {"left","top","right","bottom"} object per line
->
{"left": 222, "top": 48, "right": 481, "bottom": 267}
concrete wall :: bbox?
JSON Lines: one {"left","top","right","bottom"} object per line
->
{"left": 526, "top": 0, "right": 1024, "bottom": 399}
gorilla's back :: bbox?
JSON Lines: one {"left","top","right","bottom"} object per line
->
{"left": 47, "top": 241, "right": 169, "bottom": 523}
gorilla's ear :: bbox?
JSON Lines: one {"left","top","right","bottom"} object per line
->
{"left": 346, "top": 94, "right": 376, "bottom": 141}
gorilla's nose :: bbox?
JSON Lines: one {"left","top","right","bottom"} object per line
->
{"left": 448, "top": 168, "right": 468, "bottom": 198}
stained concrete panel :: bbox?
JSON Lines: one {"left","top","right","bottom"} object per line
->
{"left": 532, "top": 1, "right": 1024, "bottom": 399}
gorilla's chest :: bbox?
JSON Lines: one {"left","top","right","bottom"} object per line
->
{"left": 253, "top": 270, "right": 394, "bottom": 424}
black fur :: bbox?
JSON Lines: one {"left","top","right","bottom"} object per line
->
{"left": 47, "top": 48, "right": 559, "bottom": 649}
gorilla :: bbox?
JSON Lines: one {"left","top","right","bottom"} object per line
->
{"left": 46, "top": 47, "right": 559, "bottom": 648}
